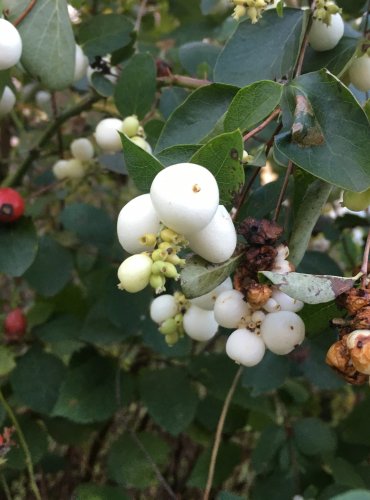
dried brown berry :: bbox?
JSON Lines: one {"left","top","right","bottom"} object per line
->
{"left": 238, "top": 217, "right": 283, "bottom": 246}
{"left": 347, "top": 330, "right": 370, "bottom": 375}
{"left": 351, "top": 305, "right": 370, "bottom": 330}
{"left": 343, "top": 288, "right": 370, "bottom": 315}
{"left": 326, "top": 336, "right": 368, "bottom": 385}
{"left": 244, "top": 245, "right": 278, "bottom": 273}
{"left": 246, "top": 282, "right": 272, "bottom": 308}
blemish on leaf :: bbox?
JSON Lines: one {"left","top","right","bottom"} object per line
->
{"left": 291, "top": 94, "right": 325, "bottom": 147}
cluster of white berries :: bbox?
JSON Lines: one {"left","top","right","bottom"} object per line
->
{"left": 231, "top": 0, "right": 275, "bottom": 23}
{"left": 52, "top": 138, "right": 95, "bottom": 180}
{"left": 116, "top": 162, "right": 237, "bottom": 294}
{"left": 308, "top": 2, "right": 344, "bottom": 52}
{"left": 94, "top": 114, "right": 152, "bottom": 155}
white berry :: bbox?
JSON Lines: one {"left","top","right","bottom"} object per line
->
{"left": 52, "top": 159, "right": 85, "bottom": 179}
{"left": 0, "top": 86, "right": 16, "bottom": 116}
{"left": 122, "top": 115, "right": 140, "bottom": 138}
{"left": 130, "top": 136, "right": 152, "bottom": 154}
{"left": 74, "top": 45, "right": 89, "bottom": 82}
{"left": 117, "top": 253, "right": 152, "bottom": 293}
{"left": 70, "top": 138, "right": 94, "bottom": 161}
{"left": 260, "top": 311, "right": 305, "bottom": 355}
{"left": 117, "top": 194, "right": 161, "bottom": 254}
{"left": 271, "top": 288, "right": 304, "bottom": 312}
{"left": 94, "top": 118, "right": 123, "bottom": 153}
{"left": 273, "top": 258, "right": 292, "bottom": 274}
{"left": 0, "top": 19, "right": 22, "bottom": 71}
{"left": 308, "top": 14, "right": 344, "bottom": 52}
{"left": 226, "top": 328, "right": 266, "bottom": 367}
{"left": 263, "top": 298, "right": 280, "bottom": 313}
{"left": 150, "top": 294, "right": 178, "bottom": 324}
{"left": 35, "top": 90, "right": 51, "bottom": 107}
{"left": 214, "top": 290, "right": 250, "bottom": 329}
{"left": 187, "top": 205, "right": 237, "bottom": 263}
{"left": 150, "top": 163, "right": 219, "bottom": 235}
{"left": 349, "top": 54, "right": 370, "bottom": 92}
{"left": 191, "top": 277, "right": 233, "bottom": 310}
{"left": 183, "top": 305, "right": 218, "bottom": 342}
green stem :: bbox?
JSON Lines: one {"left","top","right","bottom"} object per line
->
{"left": 0, "top": 473, "right": 12, "bottom": 500}
{"left": 1, "top": 93, "right": 101, "bottom": 188}
{"left": 289, "top": 179, "right": 333, "bottom": 268}
{"left": 0, "top": 390, "right": 41, "bottom": 500}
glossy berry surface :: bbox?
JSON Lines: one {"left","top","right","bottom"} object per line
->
{"left": 0, "top": 188, "right": 25, "bottom": 223}
{"left": 4, "top": 308, "right": 27, "bottom": 341}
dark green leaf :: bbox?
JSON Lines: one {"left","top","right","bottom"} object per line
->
{"left": 298, "top": 251, "right": 343, "bottom": 276}
{"left": 159, "top": 87, "right": 189, "bottom": 120}
{"left": 74, "top": 484, "right": 128, "bottom": 500}
{"left": 114, "top": 53, "right": 156, "bottom": 119}
{"left": 214, "top": 9, "right": 307, "bottom": 86}
{"left": 293, "top": 417, "right": 337, "bottom": 456}
{"left": 331, "top": 492, "right": 370, "bottom": 500}
{"left": 157, "top": 144, "right": 201, "bottom": 166}
{"left": 300, "top": 301, "right": 344, "bottom": 336}
{"left": 242, "top": 351, "right": 290, "bottom": 395}
{"left": 190, "top": 130, "right": 244, "bottom": 208}
{"left": 328, "top": 457, "right": 366, "bottom": 488}
{"left": 251, "top": 425, "right": 286, "bottom": 473}
{"left": 90, "top": 72, "right": 114, "bottom": 97}
{"left": 34, "top": 314, "right": 84, "bottom": 358}
{"left": 0, "top": 347, "right": 15, "bottom": 376}
{"left": 224, "top": 81, "right": 283, "bottom": 132}
{"left": 0, "top": 217, "right": 38, "bottom": 277}
{"left": 45, "top": 417, "right": 96, "bottom": 445}
{"left": 179, "top": 42, "right": 220, "bottom": 77}
{"left": 303, "top": 36, "right": 359, "bottom": 76}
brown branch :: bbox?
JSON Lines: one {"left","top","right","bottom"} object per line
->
{"left": 14, "top": 0, "right": 36, "bottom": 26}
{"left": 51, "top": 93, "right": 64, "bottom": 159}
{"left": 273, "top": 160, "right": 294, "bottom": 223}
{"left": 361, "top": 230, "right": 370, "bottom": 288}
{"left": 157, "top": 74, "right": 210, "bottom": 89}
{"left": 243, "top": 107, "right": 281, "bottom": 142}
{"left": 293, "top": 1, "right": 316, "bottom": 78}
{"left": 135, "top": 0, "right": 148, "bottom": 32}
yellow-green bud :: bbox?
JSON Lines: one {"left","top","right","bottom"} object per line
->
{"left": 149, "top": 273, "right": 166, "bottom": 293}
{"left": 165, "top": 332, "right": 178, "bottom": 346}
{"left": 166, "top": 253, "right": 186, "bottom": 266}
{"left": 174, "top": 313, "right": 183, "bottom": 325}
{"left": 151, "top": 260, "right": 167, "bottom": 274}
{"left": 159, "top": 318, "right": 177, "bottom": 335}
{"left": 232, "top": 5, "right": 246, "bottom": 19}
{"left": 247, "top": 6, "right": 259, "bottom": 23}
{"left": 160, "top": 228, "right": 183, "bottom": 244}
{"left": 162, "top": 262, "right": 180, "bottom": 279}
{"left": 140, "top": 233, "right": 157, "bottom": 247}
{"left": 151, "top": 248, "right": 168, "bottom": 261}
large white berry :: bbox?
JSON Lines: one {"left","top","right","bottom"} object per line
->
{"left": 122, "top": 115, "right": 140, "bottom": 138}
{"left": 183, "top": 305, "right": 218, "bottom": 341}
{"left": 271, "top": 288, "right": 304, "bottom": 312}
{"left": 52, "top": 159, "right": 85, "bottom": 179}
{"left": 117, "top": 194, "right": 161, "bottom": 254}
{"left": 214, "top": 289, "right": 250, "bottom": 329}
{"left": 308, "top": 14, "right": 344, "bottom": 52}
{"left": 260, "top": 311, "right": 305, "bottom": 355}
{"left": 130, "top": 136, "right": 152, "bottom": 154}
{"left": 226, "top": 328, "right": 266, "bottom": 367}
{"left": 150, "top": 294, "right": 178, "bottom": 324}
{"left": 0, "top": 19, "right": 22, "bottom": 71}
{"left": 70, "top": 138, "right": 94, "bottom": 161}
{"left": 150, "top": 163, "right": 219, "bottom": 235}
{"left": 94, "top": 118, "right": 123, "bottom": 153}
{"left": 0, "top": 86, "right": 16, "bottom": 116}
{"left": 74, "top": 45, "right": 89, "bottom": 82}
{"left": 187, "top": 205, "right": 237, "bottom": 263}
{"left": 117, "top": 253, "right": 152, "bottom": 293}
{"left": 349, "top": 54, "right": 370, "bottom": 92}
{"left": 191, "top": 277, "right": 233, "bottom": 310}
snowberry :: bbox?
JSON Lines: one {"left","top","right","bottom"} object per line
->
{"left": 94, "top": 118, "right": 123, "bottom": 153}
{"left": 35, "top": 90, "right": 51, "bottom": 108}
{"left": 0, "top": 86, "right": 16, "bottom": 116}
{"left": 130, "top": 136, "right": 152, "bottom": 154}
{"left": 0, "top": 188, "right": 25, "bottom": 223}
{"left": 263, "top": 297, "right": 280, "bottom": 313}
{"left": 117, "top": 253, "right": 153, "bottom": 293}
{"left": 117, "top": 194, "right": 161, "bottom": 254}
{"left": 52, "top": 159, "right": 85, "bottom": 179}
{"left": 343, "top": 188, "right": 370, "bottom": 212}
{"left": 0, "top": 19, "right": 23, "bottom": 71}
{"left": 52, "top": 160, "right": 70, "bottom": 180}
{"left": 226, "top": 328, "right": 266, "bottom": 367}
{"left": 260, "top": 311, "right": 305, "bottom": 355}
{"left": 271, "top": 289, "right": 304, "bottom": 312}
{"left": 308, "top": 14, "right": 344, "bottom": 52}
{"left": 122, "top": 115, "right": 140, "bottom": 138}
{"left": 183, "top": 305, "right": 218, "bottom": 341}
{"left": 191, "top": 277, "right": 233, "bottom": 310}
{"left": 214, "top": 290, "right": 250, "bottom": 329}
{"left": 70, "top": 138, "right": 94, "bottom": 161}
{"left": 349, "top": 54, "right": 370, "bottom": 92}
{"left": 273, "top": 258, "right": 293, "bottom": 274}
{"left": 251, "top": 310, "right": 266, "bottom": 325}
{"left": 150, "top": 163, "right": 219, "bottom": 235}
{"left": 150, "top": 294, "right": 178, "bottom": 324}
{"left": 276, "top": 244, "right": 289, "bottom": 261}
{"left": 187, "top": 205, "right": 237, "bottom": 263}
{"left": 4, "top": 308, "right": 27, "bottom": 341}
{"left": 74, "top": 45, "right": 89, "bottom": 82}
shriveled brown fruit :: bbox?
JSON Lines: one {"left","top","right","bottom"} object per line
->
{"left": 346, "top": 330, "right": 370, "bottom": 375}
{"left": 326, "top": 335, "right": 368, "bottom": 385}
{"left": 238, "top": 217, "right": 283, "bottom": 246}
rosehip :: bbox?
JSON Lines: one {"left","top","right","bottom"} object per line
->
{"left": 4, "top": 308, "right": 27, "bottom": 341}
{"left": 0, "top": 188, "right": 25, "bottom": 223}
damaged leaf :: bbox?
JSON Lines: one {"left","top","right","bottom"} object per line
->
{"left": 291, "top": 93, "right": 324, "bottom": 147}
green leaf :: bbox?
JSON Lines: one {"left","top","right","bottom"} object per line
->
{"left": 293, "top": 417, "right": 337, "bottom": 456}
{"left": 78, "top": 14, "right": 134, "bottom": 58}
{"left": 119, "top": 133, "right": 163, "bottom": 192}
{"left": 298, "top": 251, "right": 343, "bottom": 275}
{"left": 90, "top": 72, "right": 114, "bottom": 97}
{"left": 139, "top": 367, "right": 198, "bottom": 435}
{"left": 0, "top": 346, "right": 16, "bottom": 376}
{"left": 190, "top": 130, "right": 244, "bottom": 208}
{"left": 114, "top": 53, "right": 156, "bottom": 119}
{"left": 156, "top": 84, "right": 238, "bottom": 152}
{"left": 331, "top": 492, "right": 370, "bottom": 500}
{"left": 107, "top": 432, "right": 170, "bottom": 489}
{"left": 181, "top": 253, "right": 244, "bottom": 299}
{"left": 300, "top": 301, "right": 344, "bottom": 336}
{"left": 303, "top": 36, "right": 359, "bottom": 77}
{"left": 224, "top": 81, "right": 283, "bottom": 132}
{"left": 0, "top": 70, "right": 10, "bottom": 99}
{"left": 6, "top": 416, "right": 48, "bottom": 470}
{"left": 259, "top": 270, "right": 359, "bottom": 304}
{"left": 0, "top": 217, "right": 38, "bottom": 277}
{"left": 179, "top": 42, "right": 221, "bottom": 76}
{"left": 214, "top": 9, "right": 307, "bottom": 86}
{"left": 328, "top": 457, "right": 366, "bottom": 488}
{"left": 159, "top": 87, "right": 189, "bottom": 120}
{"left": 74, "top": 484, "right": 128, "bottom": 500}
{"left": 60, "top": 203, "right": 114, "bottom": 251}
{"left": 242, "top": 352, "right": 290, "bottom": 395}
{"left": 24, "top": 236, "right": 73, "bottom": 297}
{"left": 275, "top": 70, "right": 370, "bottom": 192}
{"left": 34, "top": 314, "right": 84, "bottom": 358}
{"left": 7, "top": 0, "right": 75, "bottom": 90}
{"left": 251, "top": 425, "right": 286, "bottom": 473}
{"left": 10, "top": 347, "right": 66, "bottom": 414}
{"left": 157, "top": 144, "right": 201, "bottom": 166}
{"left": 80, "top": 301, "right": 126, "bottom": 345}
{"left": 45, "top": 417, "right": 96, "bottom": 446}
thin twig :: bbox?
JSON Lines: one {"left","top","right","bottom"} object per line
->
{"left": 361, "top": 230, "right": 370, "bottom": 287}
{"left": 13, "top": 0, "right": 36, "bottom": 26}
{"left": 157, "top": 74, "right": 210, "bottom": 89}
{"left": 51, "top": 93, "right": 64, "bottom": 159}
{"left": 243, "top": 107, "right": 281, "bottom": 142}
{"left": 135, "top": 0, "right": 148, "bottom": 32}
{"left": 273, "top": 160, "right": 294, "bottom": 222}
{"left": 203, "top": 366, "right": 243, "bottom": 500}
{"left": 0, "top": 474, "right": 12, "bottom": 500}
{"left": 0, "top": 390, "right": 41, "bottom": 500}
{"left": 293, "top": 1, "right": 316, "bottom": 78}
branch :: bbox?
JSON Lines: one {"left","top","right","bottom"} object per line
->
{"left": 273, "top": 160, "right": 294, "bottom": 222}
{"left": 243, "top": 107, "right": 281, "bottom": 142}
{"left": 203, "top": 366, "right": 243, "bottom": 500}
{"left": 293, "top": 1, "right": 316, "bottom": 78}
{"left": 361, "top": 230, "right": 370, "bottom": 288}
{"left": 2, "top": 93, "right": 101, "bottom": 188}
{"left": 157, "top": 74, "right": 210, "bottom": 89}
{"left": 13, "top": 0, "right": 36, "bottom": 26}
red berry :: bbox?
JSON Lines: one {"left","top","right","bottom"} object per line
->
{"left": 156, "top": 59, "right": 172, "bottom": 78}
{"left": 0, "top": 188, "right": 25, "bottom": 223}
{"left": 4, "top": 308, "right": 27, "bottom": 341}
